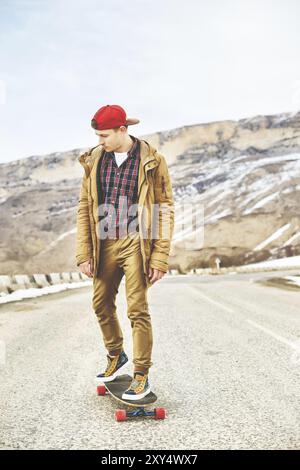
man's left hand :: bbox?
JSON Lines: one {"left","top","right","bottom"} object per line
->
{"left": 148, "top": 267, "right": 166, "bottom": 284}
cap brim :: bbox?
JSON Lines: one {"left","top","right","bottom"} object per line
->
{"left": 125, "top": 118, "right": 140, "bottom": 125}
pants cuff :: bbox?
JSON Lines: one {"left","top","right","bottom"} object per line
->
{"left": 134, "top": 366, "right": 149, "bottom": 374}
{"left": 108, "top": 348, "right": 123, "bottom": 356}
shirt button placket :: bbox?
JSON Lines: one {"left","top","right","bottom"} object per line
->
{"left": 113, "top": 168, "right": 120, "bottom": 202}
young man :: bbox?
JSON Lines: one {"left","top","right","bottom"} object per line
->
{"left": 76, "top": 104, "right": 174, "bottom": 400}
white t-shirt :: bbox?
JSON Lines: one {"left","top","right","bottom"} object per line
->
{"left": 114, "top": 151, "right": 129, "bottom": 167}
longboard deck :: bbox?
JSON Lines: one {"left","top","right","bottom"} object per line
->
{"left": 104, "top": 374, "right": 157, "bottom": 408}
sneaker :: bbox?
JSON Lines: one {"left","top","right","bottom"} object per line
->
{"left": 121, "top": 372, "right": 151, "bottom": 400}
{"left": 95, "top": 351, "right": 128, "bottom": 384}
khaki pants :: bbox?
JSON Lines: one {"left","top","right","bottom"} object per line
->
{"left": 92, "top": 232, "right": 153, "bottom": 374}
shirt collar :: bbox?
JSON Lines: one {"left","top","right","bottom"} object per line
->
{"left": 127, "top": 135, "right": 139, "bottom": 159}
{"left": 104, "top": 135, "right": 140, "bottom": 162}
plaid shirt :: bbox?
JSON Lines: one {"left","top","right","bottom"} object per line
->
{"left": 97, "top": 135, "right": 140, "bottom": 238}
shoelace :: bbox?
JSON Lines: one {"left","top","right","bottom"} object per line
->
{"left": 129, "top": 375, "right": 147, "bottom": 391}
{"left": 129, "top": 378, "right": 140, "bottom": 390}
{"left": 105, "top": 355, "right": 118, "bottom": 375}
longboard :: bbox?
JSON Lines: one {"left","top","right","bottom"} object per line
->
{"left": 96, "top": 374, "right": 166, "bottom": 421}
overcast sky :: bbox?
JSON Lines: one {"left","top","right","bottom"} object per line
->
{"left": 0, "top": 0, "right": 299, "bottom": 163}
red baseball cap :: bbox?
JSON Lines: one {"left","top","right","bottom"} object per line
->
{"left": 91, "top": 104, "right": 140, "bottom": 132}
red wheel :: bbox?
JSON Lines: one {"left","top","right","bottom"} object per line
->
{"left": 115, "top": 409, "right": 127, "bottom": 422}
{"left": 154, "top": 407, "right": 166, "bottom": 420}
{"left": 97, "top": 385, "right": 107, "bottom": 396}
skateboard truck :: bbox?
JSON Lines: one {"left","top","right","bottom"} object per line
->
{"left": 115, "top": 407, "right": 166, "bottom": 422}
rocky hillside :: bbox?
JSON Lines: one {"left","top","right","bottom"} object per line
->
{"left": 1, "top": 110, "right": 300, "bottom": 274}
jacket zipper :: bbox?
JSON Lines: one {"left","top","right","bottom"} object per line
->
{"left": 161, "top": 175, "right": 167, "bottom": 196}
{"left": 138, "top": 159, "right": 157, "bottom": 199}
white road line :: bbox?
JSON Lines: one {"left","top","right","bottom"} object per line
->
{"left": 187, "top": 284, "right": 300, "bottom": 353}
{"left": 247, "top": 319, "right": 300, "bottom": 352}
{"left": 187, "top": 285, "right": 235, "bottom": 313}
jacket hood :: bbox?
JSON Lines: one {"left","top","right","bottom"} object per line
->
{"left": 78, "top": 136, "right": 160, "bottom": 177}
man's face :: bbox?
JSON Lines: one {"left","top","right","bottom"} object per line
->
{"left": 96, "top": 127, "right": 125, "bottom": 151}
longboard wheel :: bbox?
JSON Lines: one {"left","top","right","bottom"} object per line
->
{"left": 115, "top": 409, "right": 127, "bottom": 422}
{"left": 154, "top": 407, "right": 166, "bottom": 420}
{"left": 97, "top": 385, "right": 107, "bottom": 396}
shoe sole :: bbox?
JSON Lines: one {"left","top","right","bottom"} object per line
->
{"left": 95, "top": 358, "right": 128, "bottom": 384}
{"left": 121, "top": 387, "right": 151, "bottom": 401}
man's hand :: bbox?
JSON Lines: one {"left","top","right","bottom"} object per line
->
{"left": 79, "top": 258, "right": 94, "bottom": 278}
{"left": 148, "top": 267, "right": 165, "bottom": 284}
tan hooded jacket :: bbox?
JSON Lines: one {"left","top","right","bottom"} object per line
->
{"left": 76, "top": 137, "right": 175, "bottom": 278}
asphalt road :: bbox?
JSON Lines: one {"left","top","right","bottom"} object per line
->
{"left": 0, "top": 271, "right": 299, "bottom": 450}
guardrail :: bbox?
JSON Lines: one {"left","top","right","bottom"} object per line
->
{"left": 0, "top": 272, "right": 90, "bottom": 296}
{"left": 169, "top": 265, "right": 300, "bottom": 275}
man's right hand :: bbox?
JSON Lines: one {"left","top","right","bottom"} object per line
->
{"left": 79, "top": 258, "right": 94, "bottom": 278}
